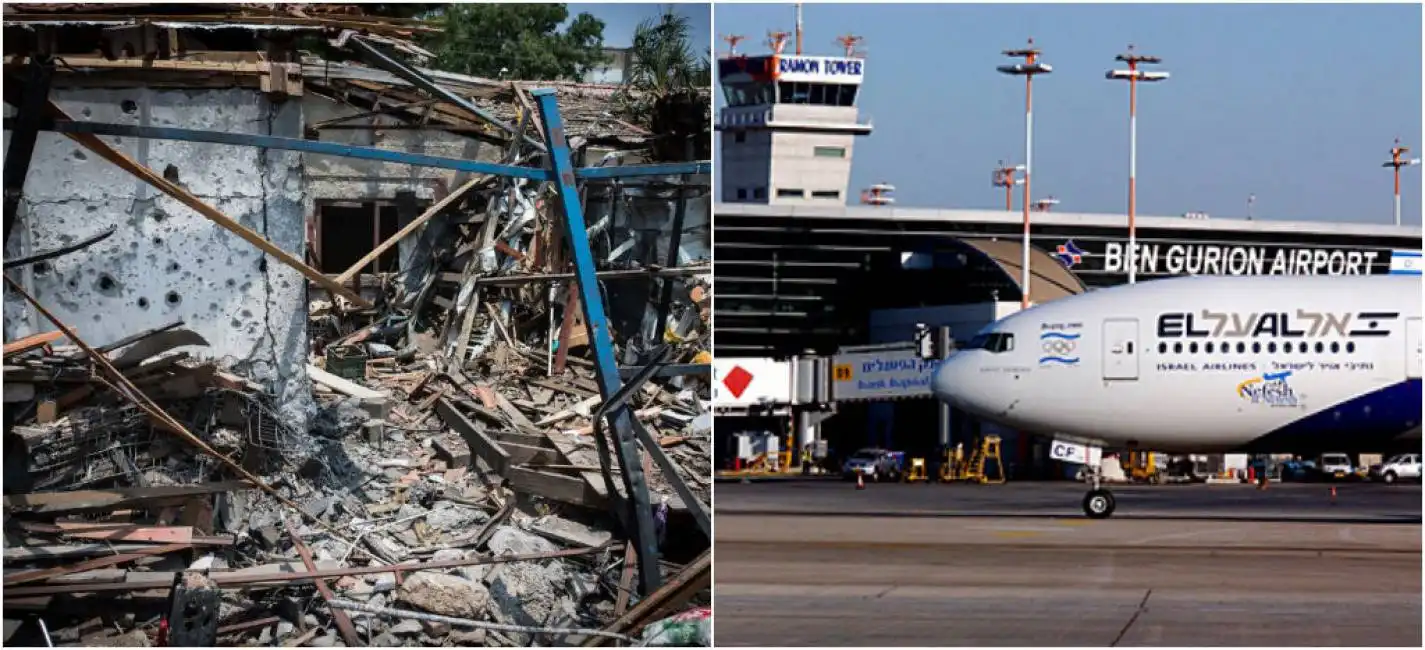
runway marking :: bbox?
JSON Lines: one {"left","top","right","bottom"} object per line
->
{"left": 992, "top": 530, "right": 1044, "bottom": 539}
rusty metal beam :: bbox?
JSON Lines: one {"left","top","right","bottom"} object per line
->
{"left": 3, "top": 544, "right": 619, "bottom": 598}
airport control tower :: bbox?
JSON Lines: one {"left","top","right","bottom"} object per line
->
{"left": 717, "top": 31, "right": 873, "bottom": 206}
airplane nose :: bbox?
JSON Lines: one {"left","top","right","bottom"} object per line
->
{"left": 931, "top": 353, "right": 970, "bottom": 408}
{"left": 932, "top": 352, "right": 1001, "bottom": 418}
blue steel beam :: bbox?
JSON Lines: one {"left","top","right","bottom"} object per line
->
{"left": 10, "top": 119, "right": 711, "bottom": 180}
{"left": 532, "top": 88, "right": 663, "bottom": 596}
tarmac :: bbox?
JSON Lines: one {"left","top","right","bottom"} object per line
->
{"left": 714, "top": 482, "right": 1422, "bottom": 646}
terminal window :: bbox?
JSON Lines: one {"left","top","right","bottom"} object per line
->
{"left": 735, "top": 131, "right": 746, "bottom": 143}
{"left": 811, "top": 190, "right": 841, "bottom": 199}
{"left": 753, "top": 187, "right": 767, "bottom": 199}
{"left": 777, "top": 188, "right": 806, "bottom": 198}
{"left": 814, "top": 146, "right": 847, "bottom": 158}
{"left": 737, "top": 188, "right": 748, "bottom": 200}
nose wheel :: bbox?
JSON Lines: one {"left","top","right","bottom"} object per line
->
{"left": 1082, "top": 488, "right": 1115, "bottom": 518}
{"left": 1081, "top": 453, "right": 1115, "bottom": 519}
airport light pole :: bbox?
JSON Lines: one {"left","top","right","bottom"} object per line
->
{"left": 1383, "top": 139, "right": 1421, "bottom": 226}
{"left": 992, "top": 161, "right": 1025, "bottom": 212}
{"left": 998, "top": 39, "right": 1052, "bottom": 310}
{"left": 1106, "top": 45, "right": 1169, "bottom": 285}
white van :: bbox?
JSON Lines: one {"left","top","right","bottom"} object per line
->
{"left": 1318, "top": 453, "right": 1354, "bottom": 480}
{"left": 1370, "top": 454, "right": 1421, "bottom": 484}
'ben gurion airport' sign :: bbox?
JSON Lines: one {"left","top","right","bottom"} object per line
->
{"left": 1047, "top": 240, "right": 1418, "bottom": 277}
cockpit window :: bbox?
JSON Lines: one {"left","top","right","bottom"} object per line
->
{"left": 964, "top": 332, "right": 1015, "bottom": 353}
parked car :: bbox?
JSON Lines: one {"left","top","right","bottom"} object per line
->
{"left": 1369, "top": 453, "right": 1422, "bottom": 484}
{"left": 841, "top": 448, "right": 901, "bottom": 482}
{"left": 1318, "top": 453, "right": 1355, "bottom": 481}
{"left": 1279, "top": 459, "right": 1318, "bottom": 482}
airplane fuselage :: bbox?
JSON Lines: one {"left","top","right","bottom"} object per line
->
{"left": 931, "top": 275, "right": 1423, "bottom": 455}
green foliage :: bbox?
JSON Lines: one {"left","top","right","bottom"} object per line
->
{"left": 615, "top": 7, "right": 711, "bottom": 160}
{"left": 420, "top": 4, "right": 607, "bottom": 81}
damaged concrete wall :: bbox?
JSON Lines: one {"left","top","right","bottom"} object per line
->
{"left": 301, "top": 95, "right": 492, "bottom": 270}
{"left": 2, "top": 87, "right": 313, "bottom": 425}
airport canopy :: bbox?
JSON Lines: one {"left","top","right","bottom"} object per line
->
{"left": 954, "top": 237, "right": 1087, "bottom": 304}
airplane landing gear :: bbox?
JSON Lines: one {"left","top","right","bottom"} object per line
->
{"left": 1081, "top": 454, "right": 1115, "bottom": 519}
{"left": 1083, "top": 488, "right": 1115, "bottom": 518}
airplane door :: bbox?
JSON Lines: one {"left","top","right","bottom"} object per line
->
{"left": 1407, "top": 318, "right": 1422, "bottom": 379}
{"left": 1102, "top": 318, "right": 1139, "bottom": 381}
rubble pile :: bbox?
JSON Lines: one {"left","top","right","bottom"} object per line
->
{"left": 3, "top": 4, "right": 712, "bottom": 645}
{"left": 4, "top": 269, "right": 711, "bottom": 646}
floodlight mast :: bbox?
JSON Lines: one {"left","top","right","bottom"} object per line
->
{"left": 1383, "top": 139, "right": 1421, "bottom": 226}
{"left": 1106, "top": 45, "right": 1169, "bottom": 285}
{"left": 997, "top": 38, "right": 1052, "bottom": 310}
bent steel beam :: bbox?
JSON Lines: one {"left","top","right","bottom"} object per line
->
{"left": 342, "top": 33, "right": 547, "bottom": 154}
{"left": 13, "top": 119, "right": 711, "bottom": 180}
{"left": 533, "top": 88, "right": 662, "bottom": 596}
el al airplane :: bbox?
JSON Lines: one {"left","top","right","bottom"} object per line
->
{"left": 929, "top": 274, "right": 1422, "bottom": 519}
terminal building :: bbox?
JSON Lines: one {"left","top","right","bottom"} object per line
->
{"left": 711, "top": 43, "right": 1424, "bottom": 476}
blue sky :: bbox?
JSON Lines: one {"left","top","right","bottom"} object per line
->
{"left": 571, "top": 2, "right": 712, "bottom": 53}
{"left": 714, "top": 3, "right": 1423, "bottom": 225}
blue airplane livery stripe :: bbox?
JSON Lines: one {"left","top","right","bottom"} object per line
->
{"left": 1040, "top": 332, "right": 1082, "bottom": 340}
{"left": 1038, "top": 356, "right": 1080, "bottom": 365}
{"left": 1239, "top": 378, "right": 1422, "bottom": 454}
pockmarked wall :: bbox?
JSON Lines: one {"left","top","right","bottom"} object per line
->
{"left": 2, "top": 87, "right": 313, "bottom": 424}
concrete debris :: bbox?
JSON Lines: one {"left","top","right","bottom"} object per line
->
{"left": 396, "top": 571, "right": 491, "bottom": 619}
{"left": 2, "top": 4, "right": 711, "bottom": 646}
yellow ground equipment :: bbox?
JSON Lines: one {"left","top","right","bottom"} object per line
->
{"left": 1122, "top": 451, "right": 1161, "bottom": 484}
{"left": 938, "top": 436, "right": 1005, "bottom": 484}
{"left": 905, "top": 457, "right": 930, "bottom": 483}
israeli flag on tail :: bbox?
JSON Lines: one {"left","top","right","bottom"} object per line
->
{"left": 1390, "top": 250, "right": 1422, "bottom": 275}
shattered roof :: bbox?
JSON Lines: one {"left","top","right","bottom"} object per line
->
{"left": 2, "top": 2, "right": 440, "bottom": 37}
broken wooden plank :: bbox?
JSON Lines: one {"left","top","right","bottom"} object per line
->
{"left": 506, "top": 467, "right": 607, "bottom": 508}
{"left": 502, "top": 442, "right": 561, "bottom": 467}
{"left": 308, "top": 364, "right": 384, "bottom": 400}
{"left": 38, "top": 522, "right": 194, "bottom": 544}
{"left": 3, "top": 543, "right": 192, "bottom": 587}
{"left": 45, "top": 100, "right": 373, "bottom": 309}
{"left": 435, "top": 397, "right": 510, "bottom": 476}
{"left": 3, "top": 481, "right": 252, "bottom": 515}
{"left": 3, "top": 330, "right": 63, "bottom": 357}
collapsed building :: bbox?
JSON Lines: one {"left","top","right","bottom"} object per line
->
{"left": 2, "top": 4, "right": 711, "bottom": 647}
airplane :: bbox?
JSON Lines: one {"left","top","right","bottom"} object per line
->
{"left": 929, "top": 274, "right": 1423, "bottom": 519}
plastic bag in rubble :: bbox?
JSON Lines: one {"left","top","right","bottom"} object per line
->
{"left": 637, "top": 607, "right": 711, "bottom": 647}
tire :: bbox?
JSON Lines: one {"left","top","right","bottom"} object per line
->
{"left": 1083, "top": 489, "right": 1115, "bottom": 519}
{"left": 1384, "top": 471, "right": 1397, "bottom": 485}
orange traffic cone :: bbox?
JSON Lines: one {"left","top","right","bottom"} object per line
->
{"left": 1330, "top": 485, "right": 1337, "bottom": 503}
{"left": 856, "top": 472, "right": 866, "bottom": 490}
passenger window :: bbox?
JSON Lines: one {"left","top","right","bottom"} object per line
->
{"left": 1173, "top": 342, "right": 1183, "bottom": 354}
{"left": 1158, "top": 342, "right": 1168, "bottom": 354}
{"left": 1236, "top": 342, "right": 1246, "bottom": 354}
{"left": 1283, "top": 342, "right": 1293, "bottom": 353}
{"left": 1252, "top": 342, "right": 1261, "bottom": 353}
{"left": 1346, "top": 342, "right": 1356, "bottom": 353}
{"left": 1267, "top": 342, "right": 1277, "bottom": 354}
{"left": 1205, "top": 342, "right": 1215, "bottom": 354}
{"left": 1330, "top": 341, "right": 1340, "bottom": 353}
{"left": 1188, "top": 342, "right": 1197, "bottom": 354}
{"left": 1315, "top": 342, "right": 1324, "bottom": 353}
